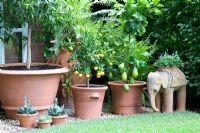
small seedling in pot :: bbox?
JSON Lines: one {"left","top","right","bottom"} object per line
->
{"left": 16, "top": 96, "right": 38, "bottom": 128}
{"left": 37, "top": 114, "right": 52, "bottom": 128}
{"left": 48, "top": 98, "right": 67, "bottom": 125}
{"left": 17, "top": 96, "right": 37, "bottom": 115}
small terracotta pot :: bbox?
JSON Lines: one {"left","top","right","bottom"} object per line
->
{"left": 72, "top": 84, "right": 108, "bottom": 119}
{"left": 17, "top": 112, "right": 38, "bottom": 128}
{"left": 37, "top": 120, "right": 52, "bottom": 128}
{"left": 51, "top": 115, "right": 67, "bottom": 125}
{"left": 108, "top": 81, "right": 146, "bottom": 115}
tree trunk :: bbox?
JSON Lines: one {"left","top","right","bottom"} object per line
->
{"left": 27, "top": 23, "right": 32, "bottom": 69}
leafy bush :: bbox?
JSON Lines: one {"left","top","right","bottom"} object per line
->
{"left": 154, "top": 52, "right": 183, "bottom": 67}
{"left": 48, "top": 98, "right": 65, "bottom": 116}
{"left": 16, "top": 96, "right": 37, "bottom": 115}
{"left": 144, "top": 0, "right": 200, "bottom": 104}
{"left": 0, "top": 0, "right": 72, "bottom": 68}
{"left": 100, "top": 0, "right": 161, "bottom": 88}
{"left": 70, "top": 21, "right": 110, "bottom": 82}
{"left": 37, "top": 115, "right": 51, "bottom": 122}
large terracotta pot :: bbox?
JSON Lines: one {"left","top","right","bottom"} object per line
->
{"left": 17, "top": 112, "right": 38, "bottom": 128}
{"left": 0, "top": 63, "right": 69, "bottom": 119}
{"left": 108, "top": 81, "right": 146, "bottom": 115}
{"left": 72, "top": 84, "right": 108, "bottom": 119}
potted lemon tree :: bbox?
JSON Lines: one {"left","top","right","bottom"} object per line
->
{"left": 66, "top": 20, "right": 111, "bottom": 119}
{"left": 103, "top": 0, "right": 161, "bottom": 115}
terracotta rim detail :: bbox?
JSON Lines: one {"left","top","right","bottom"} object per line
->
{"left": 0, "top": 63, "right": 69, "bottom": 75}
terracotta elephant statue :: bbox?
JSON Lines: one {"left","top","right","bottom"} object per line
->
{"left": 147, "top": 67, "right": 187, "bottom": 112}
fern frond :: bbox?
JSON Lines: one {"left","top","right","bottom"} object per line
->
{"left": 99, "top": 17, "right": 119, "bottom": 22}
{"left": 90, "top": 9, "right": 116, "bottom": 16}
{"left": 90, "top": 0, "right": 117, "bottom": 5}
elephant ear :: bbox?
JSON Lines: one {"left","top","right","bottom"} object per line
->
{"left": 160, "top": 71, "right": 172, "bottom": 89}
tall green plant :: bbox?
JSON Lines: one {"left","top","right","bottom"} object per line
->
{"left": 51, "top": 0, "right": 114, "bottom": 88}
{"left": 0, "top": 0, "right": 70, "bottom": 68}
{"left": 99, "top": 0, "right": 161, "bottom": 90}
{"left": 69, "top": 21, "right": 111, "bottom": 87}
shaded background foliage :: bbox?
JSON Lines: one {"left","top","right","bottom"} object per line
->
{"left": 41, "top": 0, "right": 200, "bottom": 109}
{"left": 91, "top": 0, "right": 200, "bottom": 109}
{"left": 144, "top": 0, "right": 200, "bottom": 108}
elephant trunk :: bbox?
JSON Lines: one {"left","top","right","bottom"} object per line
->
{"left": 149, "top": 90, "right": 160, "bottom": 112}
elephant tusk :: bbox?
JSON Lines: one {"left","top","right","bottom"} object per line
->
{"left": 149, "top": 90, "right": 160, "bottom": 112}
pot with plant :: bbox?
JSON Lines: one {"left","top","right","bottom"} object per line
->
{"left": 16, "top": 96, "right": 38, "bottom": 128}
{"left": 0, "top": 1, "right": 70, "bottom": 119}
{"left": 36, "top": 114, "right": 52, "bottom": 128}
{"left": 66, "top": 20, "right": 110, "bottom": 119}
{"left": 48, "top": 98, "right": 67, "bottom": 125}
{"left": 107, "top": 39, "right": 153, "bottom": 115}
{"left": 147, "top": 52, "right": 187, "bottom": 112}
{"left": 103, "top": 0, "right": 161, "bottom": 115}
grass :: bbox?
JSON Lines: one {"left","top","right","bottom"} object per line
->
{"left": 24, "top": 112, "right": 200, "bottom": 133}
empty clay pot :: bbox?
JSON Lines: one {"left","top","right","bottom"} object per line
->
{"left": 0, "top": 63, "right": 69, "bottom": 119}
{"left": 108, "top": 81, "right": 146, "bottom": 115}
{"left": 17, "top": 113, "right": 38, "bottom": 128}
{"left": 37, "top": 120, "right": 52, "bottom": 128}
{"left": 51, "top": 115, "right": 67, "bottom": 125}
{"left": 72, "top": 84, "right": 108, "bottom": 119}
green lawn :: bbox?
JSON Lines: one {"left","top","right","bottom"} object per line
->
{"left": 25, "top": 112, "right": 200, "bottom": 133}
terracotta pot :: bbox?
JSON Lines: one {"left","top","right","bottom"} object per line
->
{"left": 51, "top": 115, "right": 67, "bottom": 125}
{"left": 0, "top": 63, "right": 69, "bottom": 119}
{"left": 17, "top": 112, "right": 38, "bottom": 128}
{"left": 54, "top": 50, "right": 86, "bottom": 109}
{"left": 37, "top": 120, "right": 52, "bottom": 128}
{"left": 72, "top": 84, "right": 108, "bottom": 119}
{"left": 108, "top": 81, "right": 146, "bottom": 115}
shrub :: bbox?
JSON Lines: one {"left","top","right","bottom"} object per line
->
{"left": 154, "top": 52, "right": 183, "bottom": 67}
{"left": 144, "top": 0, "right": 200, "bottom": 104}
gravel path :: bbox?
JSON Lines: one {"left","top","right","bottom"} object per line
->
{"left": 0, "top": 111, "right": 25, "bottom": 133}
{"left": 0, "top": 105, "right": 153, "bottom": 133}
